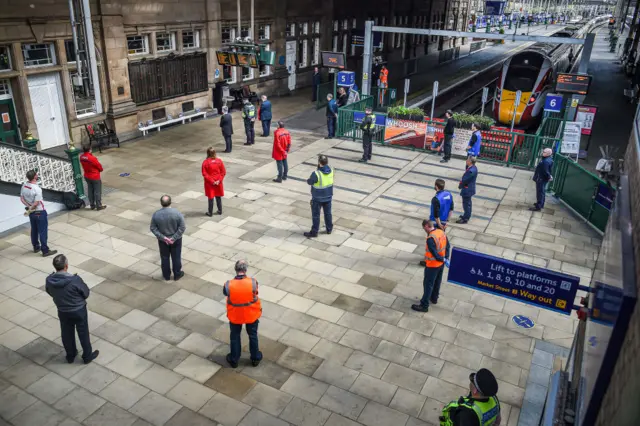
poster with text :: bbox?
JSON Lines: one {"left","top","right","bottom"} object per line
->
{"left": 575, "top": 105, "right": 597, "bottom": 135}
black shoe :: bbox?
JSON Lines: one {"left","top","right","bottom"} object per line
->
{"left": 205, "top": 212, "right": 213, "bottom": 217}
{"left": 430, "top": 299, "right": 438, "bottom": 305}
{"left": 367, "top": 157, "right": 372, "bottom": 161}
{"left": 251, "top": 358, "right": 262, "bottom": 367}
{"left": 304, "top": 232, "right": 318, "bottom": 238}
{"left": 282, "top": 176, "right": 288, "bottom": 180}
{"left": 66, "top": 352, "right": 77, "bottom": 364}
{"left": 358, "top": 158, "right": 367, "bottom": 163}
{"left": 244, "top": 142, "right": 252, "bottom": 146}
{"left": 456, "top": 218, "right": 468, "bottom": 224}
{"left": 529, "top": 207, "right": 541, "bottom": 212}
{"left": 215, "top": 211, "right": 222, "bottom": 215}
{"left": 440, "top": 159, "right": 449, "bottom": 163}
{"left": 33, "top": 247, "right": 40, "bottom": 254}
{"left": 174, "top": 271, "right": 185, "bottom": 281}
{"left": 90, "top": 205, "right": 96, "bottom": 210}
{"left": 96, "top": 205, "right": 107, "bottom": 211}
{"left": 163, "top": 276, "right": 171, "bottom": 281}
{"left": 226, "top": 354, "right": 238, "bottom": 368}
{"left": 419, "top": 260, "right": 426, "bottom": 267}
{"left": 83, "top": 350, "right": 99, "bottom": 364}
{"left": 326, "top": 229, "right": 332, "bottom": 235}
{"left": 273, "top": 178, "right": 282, "bottom": 183}
{"left": 325, "top": 136, "right": 332, "bottom": 139}
{"left": 223, "top": 150, "right": 230, "bottom": 153}
{"left": 42, "top": 250, "right": 58, "bottom": 257}
{"left": 411, "top": 304, "right": 429, "bottom": 312}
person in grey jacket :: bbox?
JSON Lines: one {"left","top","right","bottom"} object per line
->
{"left": 150, "top": 195, "right": 186, "bottom": 281}
{"left": 46, "top": 254, "right": 99, "bottom": 364}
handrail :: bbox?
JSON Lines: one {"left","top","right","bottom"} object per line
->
{"left": 0, "top": 141, "right": 71, "bottom": 163}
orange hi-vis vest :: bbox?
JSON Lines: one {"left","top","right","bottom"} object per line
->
{"left": 380, "top": 67, "right": 388, "bottom": 83}
{"left": 425, "top": 229, "right": 447, "bottom": 268}
{"left": 225, "top": 276, "right": 262, "bottom": 324}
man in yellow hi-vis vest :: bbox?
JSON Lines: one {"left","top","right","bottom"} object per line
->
{"left": 304, "top": 155, "right": 333, "bottom": 238}
{"left": 242, "top": 99, "right": 256, "bottom": 145}
{"left": 359, "top": 106, "right": 376, "bottom": 163}
{"left": 439, "top": 368, "right": 501, "bottom": 426}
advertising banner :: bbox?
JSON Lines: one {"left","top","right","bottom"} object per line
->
{"left": 575, "top": 105, "right": 597, "bottom": 135}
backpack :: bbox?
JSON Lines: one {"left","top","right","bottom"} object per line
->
{"left": 63, "top": 192, "right": 85, "bottom": 210}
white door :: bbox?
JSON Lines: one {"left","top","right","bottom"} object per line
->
{"left": 286, "top": 41, "right": 297, "bottom": 91}
{"left": 27, "top": 73, "right": 68, "bottom": 150}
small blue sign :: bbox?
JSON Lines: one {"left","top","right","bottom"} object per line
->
{"left": 215, "top": 69, "right": 220, "bottom": 78}
{"left": 278, "top": 55, "right": 286, "bottom": 65}
{"left": 448, "top": 247, "right": 580, "bottom": 315}
{"left": 353, "top": 111, "right": 386, "bottom": 126}
{"left": 337, "top": 71, "right": 355, "bottom": 87}
{"left": 119, "top": 172, "right": 130, "bottom": 177}
{"left": 512, "top": 315, "right": 535, "bottom": 329}
{"left": 544, "top": 94, "right": 563, "bottom": 112}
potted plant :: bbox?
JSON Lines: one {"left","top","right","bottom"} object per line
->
{"left": 452, "top": 112, "right": 495, "bottom": 130}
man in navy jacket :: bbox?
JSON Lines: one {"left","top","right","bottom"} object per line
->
{"left": 312, "top": 67, "right": 321, "bottom": 102}
{"left": 259, "top": 95, "right": 272, "bottom": 137}
{"left": 530, "top": 148, "right": 553, "bottom": 211}
{"left": 457, "top": 156, "right": 478, "bottom": 224}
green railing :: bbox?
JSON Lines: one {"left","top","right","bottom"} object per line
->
{"left": 550, "top": 153, "right": 612, "bottom": 232}
{"left": 315, "top": 81, "right": 335, "bottom": 110}
{"left": 336, "top": 96, "right": 375, "bottom": 140}
{"left": 373, "top": 87, "right": 397, "bottom": 110}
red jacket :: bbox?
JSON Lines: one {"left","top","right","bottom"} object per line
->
{"left": 272, "top": 128, "right": 291, "bottom": 161}
{"left": 80, "top": 152, "right": 103, "bottom": 180}
{"left": 202, "top": 157, "right": 226, "bottom": 198}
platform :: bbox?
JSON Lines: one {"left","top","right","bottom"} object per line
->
{"left": 0, "top": 110, "right": 601, "bottom": 426}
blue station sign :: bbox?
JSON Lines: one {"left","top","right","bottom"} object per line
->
{"left": 448, "top": 247, "right": 580, "bottom": 315}
{"left": 337, "top": 71, "right": 355, "bottom": 87}
{"left": 353, "top": 111, "right": 386, "bottom": 126}
{"left": 544, "top": 94, "right": 563, "bottom": 112}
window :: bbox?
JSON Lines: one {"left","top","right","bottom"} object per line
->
{"left": 22, "top": 43, "right": 56, "bottom": 67}
{"left": 127, "top": 35, "right": 149, "bottom": 55}
{"left": 299, "top": 22, "right": 308, "bottom": 36}
{"left": 0, "top": 46, "right": 12, "bottom": 71}
{"left": 313, "top": 21, "right": 320, "bottom": 34}
{"left": 156, "top": 32, "right": 176, "bottom": 52}
{"left": 182, "top": 30, "right": 200, "bottom": 49}
{"left": 241, "top": 26, "right": 250, "bottom": 39}
{"left": 221, "top": 27, "right": 235, "bottom": 44}
{"left": 258, "top": 24, "right": 271, "bottom": 40}
{"left": 223, "top": 65, "right": 236, "bottom": 83}
{"left": 64, "top": 40, "right": 76, "bottom": 62}
{"left": 374, "top": 17, "right": 379, "bottom": 25}
{"left": 333, "top": 20, "right": 338, "bottom": 31}
{"left": 0, "top": 79, "right": 10, "bottom": 96}
{"left": 298, "top": 39, "right": 308, "bottom": 68}
{"left": 260, "top": 45, "right": 271, "bottom": 76}
{"left": 242, "top": 66, "right": 253, "bottom": 81}
{"left": 352, "top": 18, "right": 357, "bottom": 28}
{"left": 333, "top": 35, "right": 338, "bottom": 52}
{"left": 69, "top": 71, "right": 97, "bottom": 117}
{"left": 342, "top": 34, "right": 347, "bottom": 54}
{"left": 312, "top": 38, "right": 320, "bottom": 65}
{"left": 342, "top": 19, "right": 348, "bottom": 30}
{"left": 391, "top": 16, "right": 396, "bottom": 48}
{"left": 286, "top": 23, "right": 295, "bottom": 37}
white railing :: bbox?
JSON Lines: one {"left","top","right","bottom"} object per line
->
{"left": 0, "top": 143, "right": 75, "bottom": 192}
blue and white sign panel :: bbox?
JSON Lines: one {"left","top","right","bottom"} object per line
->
{"left": 544, "top": 94, "right": 563, "bottom": 112}
{"left": 353, "top": 112, "right": 386, "bottom": 126}
{"left": 448, "top": 247, "right": 580, "bottom": 315}
{"left": 512, "top": 315, "right": 535, "bottom": 329}
{"left": 337, "top": 71, "right": 355, "bottom": 87}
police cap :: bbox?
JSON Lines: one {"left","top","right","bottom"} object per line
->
{"left": 469, "top": 368, "right": 498, "bottom": 397}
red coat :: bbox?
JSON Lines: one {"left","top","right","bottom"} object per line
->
{"left": 272, "top": 128, "right": 292, "bottom": 161}
{"left": 202, "top": 157, "right": 226, "bottom": 198}
{"left": 80, "top": 152, "right": 103, "bottom": 180}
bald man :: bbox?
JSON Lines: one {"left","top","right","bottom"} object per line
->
{"left": 530, "top": 148, "right": 554, "bottom": 212}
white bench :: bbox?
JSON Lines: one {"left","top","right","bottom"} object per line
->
{"left": 139, "top": 110, "right": 208, "bottom": 136}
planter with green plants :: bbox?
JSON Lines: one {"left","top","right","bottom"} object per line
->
{"left": 452, "top": 112, "right": 495, "bottom": 130}
{"left": 387, "top": 106, "right": 425, "bottom": 121}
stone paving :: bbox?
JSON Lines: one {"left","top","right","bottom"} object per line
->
{"left": 0, "top": 111, "right": 601, "bottom": 426}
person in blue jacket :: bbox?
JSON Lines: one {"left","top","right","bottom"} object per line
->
{"left": 325, "top": 94, "right": 338, "bottom": 139}
{"left": 530, "top": 148, "right": 553, "bottom": 211}
{"left": 430, "top": 178, "right": 454, "bottom": 230}
{"left": 467, "top": 123, "right": 482, "bottom": 157}
{"left": 259, "top": 95, "right": 272, "bottom": 137}
{"left": 312, "top": 67, "right": 321, "bottom": 102}
{"left": 457, "top": 156, "right": 478, "bottom": 224}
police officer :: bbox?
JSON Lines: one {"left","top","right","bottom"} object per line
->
{"left": 359, "top": 106, "right": 376, "bottom": 163}
{"left": 20, "top": 170, "right": 57, "bottom": 257}
{"left": 412, "top": 219, "right": 449, "bottom": 312}
{"left": 439, "top": 368, "right": 501, "bottom": 426}
{"left": 242, "top": 99, "right": 256, "bottom": 146}
{"left": 304, "top": 155, "right": 334, "bottom": 238}
{"left": 430, "top": 178, "right": 454, "bottom": 230}
{"left": 223, "top": 259, "right": 262, "bottom": 368}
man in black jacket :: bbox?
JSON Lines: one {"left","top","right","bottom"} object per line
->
{"left": 46, "top": 254, "right": 99, "bottom": 364}
{"left": 440, "top": 110, "right": 455, "bottom": 163}
{"left": 220, "top": 106, "right": 233, "bottom": 153}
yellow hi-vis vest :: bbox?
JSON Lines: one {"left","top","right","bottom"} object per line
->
{"left": 312, "top": 168, "right": 334, "bottom": 190}
{"left": 242, "top": 104, "right": 256, "bottom": 119}
{"left": 440, "top": 396, "right": 499, "bottom": 426}
{"left": 364, "top": 114, "right": 376, "bottom": 131}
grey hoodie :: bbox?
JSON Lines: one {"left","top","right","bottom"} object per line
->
{"left": 45, "top": 272, "right": 90, "bottom": 312}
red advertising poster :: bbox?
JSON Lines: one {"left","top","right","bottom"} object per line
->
{"left": 383, "top": 118, "right": 444, "bottom": 150}
{"left": 575, "top": 105, "right": 597, "bottom": 135}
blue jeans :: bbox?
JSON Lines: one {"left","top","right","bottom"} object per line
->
{"left": 276, "top": 159, "right": 288, "bottom": 179}
{"left": 420, "top": 266, "right": 444, "bottom": 307}
{"left": 462, "top": 196, "right": 473, "bottom": 220}
{"left": 262, "top": 119, "right": 271, "bottom": 136}
{"left": 535, "top": 181, "right": 548, "bottom": 208}
{"left": 29, "top": 210, "right": 49, "bottom": 253}
{"left": 311, "top": 200, "right": 333, "bottom": 234}
{"left": 229, "top": 320, "right": 262, "bottom": 363}
{"left": 158, "top": 238, "right": 182, "bottom": 280}
{"left": 327, "top": 116, "right": 336, "bottom": 137}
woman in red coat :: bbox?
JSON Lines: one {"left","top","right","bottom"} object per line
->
{"left": 202, "top": 147, "right": 226, "bottom": 216}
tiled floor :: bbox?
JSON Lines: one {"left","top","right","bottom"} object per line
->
{"left": 0, "top": 111, "right": 601, "bottom": 426}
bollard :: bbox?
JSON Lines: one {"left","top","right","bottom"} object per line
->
{"left": 65, "top": 145, "right": 86, "bottom": 199}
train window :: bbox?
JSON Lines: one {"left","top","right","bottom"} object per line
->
{"left": 504, "top": 65, "right": 540, "bottom": 92}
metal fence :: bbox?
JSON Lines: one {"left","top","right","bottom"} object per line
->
{"left": 550, "top": 153, "right": 612, "bottom": 232}
{"left": 336, "top": 96, "right": 384, "bottom": 142}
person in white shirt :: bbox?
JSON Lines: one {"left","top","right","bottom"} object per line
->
{"left": 20, "top": 170, "right": 57, "bottom": 257}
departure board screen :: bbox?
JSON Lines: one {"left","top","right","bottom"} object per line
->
{"left": 556, "top": 73, "right": 592, "bottom": 95}
{"left": 321, "top": 51, "right": 346, "bottom": 69}
{"left": 236, "top": 52, "right": 258, "bottom": 68}
{"left": 216, "top": 51, "right": 238, "bottom": 66}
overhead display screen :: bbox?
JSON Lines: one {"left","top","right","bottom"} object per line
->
{"left": 236, "top": 52, "right": 258, "bottom": 68}
{"left": 321, "top": 51, "right": 346, "bottom": 69}
{"left": 556, "top": 73, "right": 592, "bottom": 95}
{"left": 216, "top": 51, "right": 238, "bottom": 66}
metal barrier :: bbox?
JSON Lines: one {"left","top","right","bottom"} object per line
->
{"left": 373, "top": 87, "right": 397, "bottom": 110}
{"left": 315, "top": 81, "right": 335, "bottom": 110}
{"left": 550, "top": 153, "right": 612, "bottom": 232}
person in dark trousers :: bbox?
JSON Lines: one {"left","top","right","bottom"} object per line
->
{"left": 242, "top": 99, "right": 256, "bottom": 145}
{"left": 430, "top": 178, "right": 454, "bottom": 230}
{"left": 202, "top": 148, "right": 226, "bottom": 216}
{"left": 80, "top": 144, "right": 106, "bottom": 210}
{"left": 439, "top": 369, "right": 501, "bottom": 426}
{"left": 359, "top": 106, "right": 375, "bottom": 163}
{"left": 325, "top": 94, "right": 338, "bottom": 139}
{"left": 412, "top": 219, "right": 450, "bottom": 312}
{"left": 220, "top": 106, "right": 233, "bottom": 153}
{"left": 312, "top": 67, "right": 321, "bottom": 102}
{"left": 272, "top": 121, "right": 292, "bottom": 183}
{"left": 224, "top": 259, "right": 263, "bottom": 368}
{"left": 304, "top": 155, "right": 334, "bottom": 238}
{"left": 457, "top": 156, "right": 478, "bottom": 224}
{"left": 46, "top": 254, "right": 99, "bottom": 364}
{"left": 530, "top": 147, "right": 553, "bottom": 211}
{"left": 259, "top": 95, "right": 272, "bottom": 137}
{"left": 467, "top": 123, "right": 482, "bottom": 157}
{"left": 440, "top": 110, "right": 455, "bottom": 163}
{"left": 20, "top": 170, "right": 57, "bottom": 257}
{"left": 150, "top": 195, "right": 186, "bottom": 281}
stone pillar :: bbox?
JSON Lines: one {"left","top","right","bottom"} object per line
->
{"left": 11, "top": 43, "right": 38, "bottom": 144}
{"left": 205, "top": 0, "right": 223, "bottom": 88}
{"left": 272, "top": 0, "right": 288, "bottom": 92}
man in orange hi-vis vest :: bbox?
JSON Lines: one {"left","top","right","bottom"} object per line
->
{"left": 378, "top": 65, "right": 389, "bottom": 105}
{"left": 412, "top": 219, "right": 450, "bottom": 313}
{"left": 223, "top": 259, "right": 263, "bottom": 368}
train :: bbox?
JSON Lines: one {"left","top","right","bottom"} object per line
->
{"left": 492, "top": 20, "right": 594, "bottom": 129}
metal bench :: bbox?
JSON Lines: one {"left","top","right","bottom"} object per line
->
{"left": 85, "top": 120, "right": 120, "bottom": 153}
{"left": 138, "top": 110, "right": 208, "bottom": 137}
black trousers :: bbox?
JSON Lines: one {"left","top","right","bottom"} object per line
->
{"left": 362, "top": 133, "right": 373, "bottom": 160}
{"left": 85, "top": 177, "right": 102, "bottom": 208}
{"left": 224, "top": 135, "right": 232, "bottom": 152}
{"left": 158, "top": 238, "right": 183, "bottom": 280}
{"left": 59, "top": 306, "right": 92, "bottom": 361}
{"left": 208, "top": 197, "right": 222, "bottom": 214}
{"left": 244, "top": 120, "right": 255, "bottom": 144}
{"left": 443, "top": 134, "right": 453, "bottom": 161}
